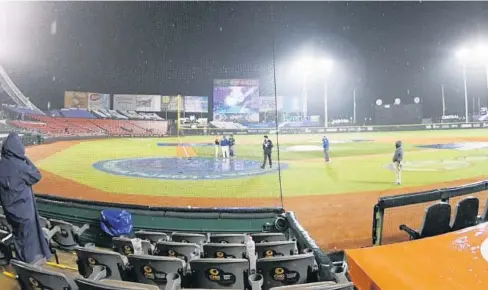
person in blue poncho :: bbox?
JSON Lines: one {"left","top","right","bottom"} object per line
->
{"left": 220, "top": 135, "right": 230, "bottom": 159}
{"left": 322, "top": 136, "right": 330, "bottom": 163}
{"left": 0, "top": 132, "right": 51, "bottom": 264}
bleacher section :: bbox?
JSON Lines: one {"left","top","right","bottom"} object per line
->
{"left": 2, "top": 106, "right": 170, "bottom": 137}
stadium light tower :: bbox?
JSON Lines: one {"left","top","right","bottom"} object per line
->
{"left": 294, "top": 57, "right": 334, "bottom": 127}
{"left": 455, "top": 48, "right": 470, "bottom": 123}
{"left": 320, "top": 59, "right": 334, "bottom": 128}
{"left": 296, "top": 58, "right": 314, "bottom": 118}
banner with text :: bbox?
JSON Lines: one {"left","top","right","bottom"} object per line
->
{"left": 64, "top": 91, "right": 89, "bottom": 109}
{"left": 88, "top": 93, "right": 110, "bottom": 110}
{"left": 260, "top": 96, "right": 283, "bottom": 112}
{"left": 136, "top": 95, "right": 161, "bottom": 112}
{"left": 113, "top": 94, "right": 137, "bottom": 111}
{"left": 161, "top": 96, "right": 183, "bottom": 112}
{"left": 184, "top": 96, "right": 208, "bottom": 113}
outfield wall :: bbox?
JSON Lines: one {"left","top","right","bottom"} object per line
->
{"left": 189, "top": 121, "right": 488, "bottom": 135}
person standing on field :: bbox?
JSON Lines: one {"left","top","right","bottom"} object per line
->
{"left": 392, "top": 140, "right": 404, "bottom": 185}
{"left": 220, "top": 135, "right": 230, "bottom": 159}
{"left": 229, "top": 134, "right": 236, "bottom": 157}
{"left": 214, "top": 136, "right": 220, "bottom": 158}
{"left": 261, "top": 135, "right": 273, "bottom": 169}
{"left": 0, "top": 132, "right": 51, "bottom": 264}
{"left": 322, "top": 136, "right": 330, "bottom": 163}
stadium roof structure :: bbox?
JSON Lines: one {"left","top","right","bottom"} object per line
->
{"left": 0, "top": 64, "right": 43, "bottom": 114}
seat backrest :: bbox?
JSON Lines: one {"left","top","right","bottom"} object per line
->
{"left": 11, "top": 259, "right": 76, "bottom": 290}
{"left": 210, "top": 234, "right": 247, "bottom": 244}
{"left": 39, "top": 216, "right": 50, "bottom": 229}
{"left": 257, "top": 254, "right": 316, "bottom": 290}
{"left": 50, "top": 219, "right": 78, "bottom": 249}
{"left": 75, "top": 277, "right": 160, "bottom": 290}
{"left": 112, "top": 237, "right": 152, "bottom": 256}
{"left": 251, "top": 233, "right": 286, "bottom": 243}
{"left": 451, "top": 197, "right": 480, "bottom": 231}
{"left": 135, "top": 231, "right": 169, "bottom": 244}
{"left": 128, "top": 254, "right": 185, "bottom": 286}
{"left": 419, "top": 202, "right": 451, "bottom": 238}
{"left": 171, "top": 232, "right": 207, "bottom": 245}
{"left": 203, "top": 243, "right": 247, "bottom": 259}
{"left": 154, "top": 241, "right": 200, "bottom": 262}
{"left": 255, "top": 241, "right": 296, "bottom": 258}
{"left": 0, "top": 214, "right": 12, "bottom": 233}
{"left": 75, "top": 246, "right": 126, "bottom": 280}
{"left": 190, "top": 258, "right": 249, "bottom": 289}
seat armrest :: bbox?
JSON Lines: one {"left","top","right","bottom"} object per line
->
{"left": 399, "top": 224, "right": 420, "bottom": 239}
{"left": 88, "top": 265, "right": 107, "bottom": 281}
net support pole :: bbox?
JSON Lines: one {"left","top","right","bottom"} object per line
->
{"left": 177, "top": 94, "right": 181, "bottom": 135}
{"left": 372, "top": 204, "right": 385, "bottom": 246}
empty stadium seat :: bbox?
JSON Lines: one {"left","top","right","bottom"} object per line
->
{"left": 11, "top": 259, "right": 78, "bottom": 289}
{"left": 135, "top": 230, "right": 169, "bottom": 244}
{"left": 251, "top": 233, "right": 286, "bottom": 243}
{"left": 128, "top": 254, "right": 185, "bottom": 288}
{"left": 76, "top": 245, "right": 129, "bottom": 281}
{"left": 399, "top": 202, "right": 452, "bottom": 240}
{"left": 189, "top": 258, "right": 251, "bottom": 289}
{"left": 481, "top": 198, "right": 488, "bottom": 222}
{"left": 74, "top": 277, "right": 160, "bottom": 290}
{"left": 450, "top": 196, "right": 479, "bottom": 231}
{"left": 154, "top": 241, "right": 200, "bottom": 262}
{"left": 255, "top": 241, "right": 297, "bottom": 258}
{"left": 171, "top": 232, "right": 207, "bottom": 245}
{"left": 50, "top": 219, "right": 90, "bottom": 250}
{"left": 112, "top": 237, "right": 153, "bottom": 256}
{"left": 257, "top": 253, "right": 317, "bottom": 290}
{"left": 0, "top": 214, "right": 12, "bottom": 233}
{"left": 202, "top": 243, "right": 247, "bottom": 259}
{"left": 210, "top": 233, "right": 247, "bottom": 244}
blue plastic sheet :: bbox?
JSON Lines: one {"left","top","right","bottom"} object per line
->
{"left": 100, "top": 209, "right": 133, "bottom": 237}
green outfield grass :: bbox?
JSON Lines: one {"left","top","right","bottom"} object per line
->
{"left": 35, "top": 129, "right": 488, "bottom": 198}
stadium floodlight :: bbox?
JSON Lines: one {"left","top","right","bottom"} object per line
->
{"left": 320, "top": 58, "right": 334, "bottom": 128}
{"left": 455, "top": 47, "right": 470, "bottom": 123}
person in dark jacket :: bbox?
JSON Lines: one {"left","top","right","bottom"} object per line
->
{"left": 0, "top": 132, "right": 51, "bottom": 264}
{"left": 261, "top": 135, "right": 273, "bottom": 169}
{"left": 392, "top": 140, "right": 404, "bottom": 185}
{"left": 229, "top": 134, "right": 236, "bottom": 157}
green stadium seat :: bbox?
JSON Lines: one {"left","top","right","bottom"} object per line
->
{"left": 210, "top": 233, "right": 247, "bottom": 244}
{"left": 75, "top": 245, "right": 129, "bottom": 281}
{"left": 128, "top": 254, "right": 185, "bottom": 288}
{"left": 154, "top": 241, "right": 200, "bottom": 262}
{"left": 50, "top": 219, "right": 90, "bottom": 250}
{"left": 189, "top": 258, "right": 251, "bottom": 289}
{"left": 11, "top": 259, "right": 78, "bottom": 290}
{"left": 112, "top": 237, "right": 153, "bottom": 256}
{"left": 251, "top": 232, "right": 286, "bottom": 243}
{"left": 134, "top": 230, "right": 169, "bottom": 244}
{"left": 171, "top": 232, "right": 207, "bottom": 245}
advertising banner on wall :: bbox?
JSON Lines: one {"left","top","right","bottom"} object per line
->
{"left": 184, "top": 96, "right": 208, "bottom": 113}
{"left": 113, "top": 94, "right": 137, "bottom": 111}
{"left": 161, "top": 96, "right": 183, "bottom": 112}
{"left": 64, "top": 91, "right": 89, "bottom": 109}
{"left": 88, "top": 93, "right": 110, "bottom": 110}
{"left": 136, "top": 95, "right": 161, "bottom": 112}
{"left": 260, "top": 96, "right": 283, "bottom": 112}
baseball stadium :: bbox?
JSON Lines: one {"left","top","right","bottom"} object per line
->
{"left": 1, "top": 2, "right": 488, "bottom": 290}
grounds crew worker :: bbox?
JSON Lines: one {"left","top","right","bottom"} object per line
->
{"left": 261, "top": 135, "right": 273, "bottom": 169}
{"left": 392, "top": 140, "right": 404, "bottom": 185}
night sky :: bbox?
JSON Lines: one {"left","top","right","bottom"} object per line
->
{"left": 1, "top": 1, "right": 488, "bottom": 121}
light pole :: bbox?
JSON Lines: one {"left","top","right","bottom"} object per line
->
{"left": 295, "top": 57, "right": 333, "bottom": 127}
{"left": 456, "top": 48, "right": 470, "bottom": 123}
{"left": 321, "top": 59, "right": 333, "bottom": 127}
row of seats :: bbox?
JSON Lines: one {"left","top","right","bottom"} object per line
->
{"left": 8, "top": 116, "right": 170, "bottom": 137}
{"left": 399, "top": 196, "right": 487, "bottom": 240}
